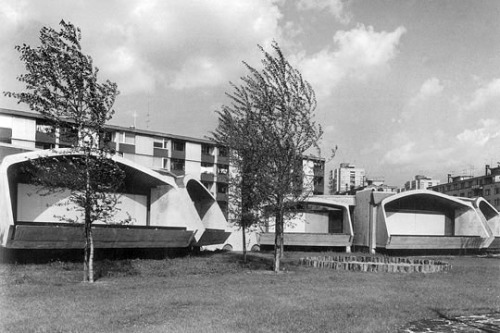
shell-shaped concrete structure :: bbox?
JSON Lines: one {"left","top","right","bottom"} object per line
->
{"left": 0, "top": 149, "right": 229, "bottom": 249}
{"left": 353, "top": 189, "right": 494, "bottom": 252}
{"left": 260, "top": 196, "right": 354, "bottom": 252}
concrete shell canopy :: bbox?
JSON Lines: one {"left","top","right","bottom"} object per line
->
{"left": 183, "top": 175, "right": 231, "bottom": 246}
{"left": 0, "top": 149, "right": 226, "bottom": 249}
{"left": 378, "top": 190, "right": 491, "bottom": 250}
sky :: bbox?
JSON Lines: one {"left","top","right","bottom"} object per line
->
{"left": 1, "top": 0, "right": 499, "bottom": 187}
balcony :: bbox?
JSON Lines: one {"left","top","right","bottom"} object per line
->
{"left": 216, "top": 193, "right": 227, "bottom": 201}
{"left": 217, "top": 155, "right": 229, "bottom": 164}
{"left": 118, "top": 143, "right": 135, "bottom": 154}
{"left": 217, "top": 174, "right": 228, "bottom": 183}
{"left": 153, "top": 148, "right": 169, "bottom": 158}
{"left": 0, "top": 127, "right": 12, "bottom": 143}
{"left": 201, "top": 153, "right": 215, "bottom": 163}
{"left": 171, "top": 149, "right": 186, "bottom": 159}
{"left": 35, "top": 131, "right": 55, "bottom": 144}
{"left": 200, "top": 173, "right": 215, "bottom": 182}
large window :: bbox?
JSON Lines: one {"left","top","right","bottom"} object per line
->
{"left": 201, "top": 162, "right": 214, "bottom": 174}
{"left": 173, "top": 140, "right": 185, "bottom": 151}
{"left": 124, "top": 132, "right": 135, "bottom": 144}
{"left": 154, "top": 138, "right": 168, "bottom": 149}
{"left": 171, "top": 159, "right": 185, "bottom": 171}
{"left": 217, "top": 164, "right": 228, "bottom": 175}
{"left": 201, "top": 144, "right": 213, "bottom": 155}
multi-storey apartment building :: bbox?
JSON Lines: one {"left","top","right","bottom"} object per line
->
{"left": 0, "top": 108, "right": 231, "bottom": 214}
{"left": 0, "top": 108, "right": 326, "bottom": 215}
{"left": 331, "top": 163, "right": 365, "bottom": 194}
{"left": 401, "top": 175, "right": 440, "bottom": 192}
{"left": 430, "top": 165, "right": 500, "bottom": 210}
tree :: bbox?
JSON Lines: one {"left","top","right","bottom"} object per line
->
{"left": 4, "top": 20, "right": 122, "bottom": 282}
{"left": 212, "top": 42, "right": 323, "bottom": 272}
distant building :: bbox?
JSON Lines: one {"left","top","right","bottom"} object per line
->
{"left": 430, "top": 164, "right": 500, "bottom": 210}
{"left": 401, "top": 175, "right": 440, "bottom": 192}
{"left": 331, "top": 163, "right": 365, "bottom": 194}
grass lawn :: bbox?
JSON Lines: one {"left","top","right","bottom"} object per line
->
{"left": 0, "top": 251, "right": 498, "bottom": 333}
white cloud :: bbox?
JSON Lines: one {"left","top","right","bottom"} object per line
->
{"left": 296, "top": 0, "right": 351, "bottom": 24}
{"left": 456, "top": 119, "right": 500, "bottom": 146}
{"left": 409, "top": 77, "right": 444, "bottom": 106}
{"left": 0, "top": 0, "right": 284, "bottom": 95}
{"left": 465, "top": 78, "right": 500, "bottom": 110}
{"left": 297, "top": 24, "right": 406, "bottom": 98}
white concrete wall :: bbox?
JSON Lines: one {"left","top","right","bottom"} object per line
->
{"left": 385, "top": 211, "right": 452, "bottom": 235}
{"left": 17, "top": 183, "right": 148, "bottom": 225}
{"left": 135, "top": 135, "right": 153, "bottom": 156}
{"left": 304, "top": 212, "right": 329, "bottom": 233}
{"left": 0, "top": 160, "right": 14, "bottom": 246}
{"left": 185, "top": 160, "right": 201, "bottom": 178}
{"left": 185, "top": 142, "right": 200, "bottom": 162}
{"left": 150, "top": 185, "right": 204, "bottom": 241}
{"left": 0, "top": 114, "right": 36, "bottom": 148}
{"left": 134, "top": 155, "right": 154, "bottom": 169}
{"left": 352, "top": 190, "right": 372, "bottom": 247}
{"left": 455, "top": 207, "right": 488, "bottom": 236}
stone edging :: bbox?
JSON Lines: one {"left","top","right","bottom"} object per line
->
{"left": 299, "top": 255, "right": 452, "bottom": 273}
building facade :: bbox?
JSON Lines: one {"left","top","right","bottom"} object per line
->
{"left": 0, "top": 107, "right": 326, "bottom": 224}
{"left": 0, "top": 108, "right": 231, "bottom": 214}
{"left": 402, "top": 175, "right": 440, "bottom": 192}
{"left": 331, "top": 163, "right": 365, "bottom": 194}
{"left": 430, "top": 165, "right": 500, "bottom": 211}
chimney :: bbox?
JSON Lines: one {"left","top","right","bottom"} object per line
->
{"left": 485, "top": 165, "right": 490, "bottom": 176}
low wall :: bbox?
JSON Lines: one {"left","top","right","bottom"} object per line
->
{"left": 299, "top": 255, "right": 451, "bottom": 273}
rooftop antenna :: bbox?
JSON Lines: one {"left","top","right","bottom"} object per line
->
{"left": 132, "top": 111, "right": 137, "bottom": 129}
{"left": 146, "top": 93, "right": 151, "bottom": 129}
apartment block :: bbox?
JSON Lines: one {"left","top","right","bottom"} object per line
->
{"left": 0, "top": 108, "right": 230, "bottom": 213}
{"left": 430, "top": 165, "right": 500, "bottom": 210}
{"left": 401, "top": 175, "right": 440, "bottom": 192}
{"left": 0, "top": 108, "right": 326, "bottom": 215}
{"left": 331, "top": 163, "right": 365, "bottom": 194}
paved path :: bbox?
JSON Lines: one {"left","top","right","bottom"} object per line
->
{"left": 399, "top": 312, "right": 500, "bottom": 332}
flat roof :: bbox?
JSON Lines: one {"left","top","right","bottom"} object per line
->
{"left": 0, "top": 107, "right": 325, "bottom": 160}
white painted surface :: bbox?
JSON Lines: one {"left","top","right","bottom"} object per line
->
{"left": 17, "top": 183, "right": 148, "bottom": 225}
{"left": 185, "top": 142, "right": 200, "bottom": 162}
{"left": 135, "top": 135, "right": 154, "bottom": 155}
{"left": 386, "top": 211, "right": 452, "bottom": 235}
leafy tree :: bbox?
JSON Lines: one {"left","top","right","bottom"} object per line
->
{"left": 4, "top": 20, "right": 122, "bottom": 282}
{"left": 212, "top": 42, "right": 323, "bottom": 272}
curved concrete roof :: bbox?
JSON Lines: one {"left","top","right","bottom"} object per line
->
{"left": 1, "top": 148, "right": 178, "bottom": 189}
{"left": 381, "top": 189, "right": 473, "bottom": 208}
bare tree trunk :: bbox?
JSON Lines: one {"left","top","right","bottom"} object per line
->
{"left": 84, "top": 149, "right": 94, "bottom": 283}
{"left": 84, "top": 223, "right": 89, "bottom": 282}
{"left": 242, "top": 223, "right": 247, "bottom": 262}
{"left": 274, "top": 209, "right": 284, "bottom": 273}
{"left": 89, "top": 226, "right": 94, "bottom": 283}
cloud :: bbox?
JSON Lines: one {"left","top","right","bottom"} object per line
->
{"left": 465, "top": 78, "right": 500, "bottom": 110}
{"left": 456, "top": 119, "right": 500, "bottom": 146}
{"left": 0, "top": 0, "right": 284, "bottom": 95}
{"left": 297, "top": 24, "right": 406, "bottom": 97}
{"left": 409, "top": 77, "right": 444, "bottom": 106}
{"left": 296, "top": 0, "right": 351, "bottom": 24}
